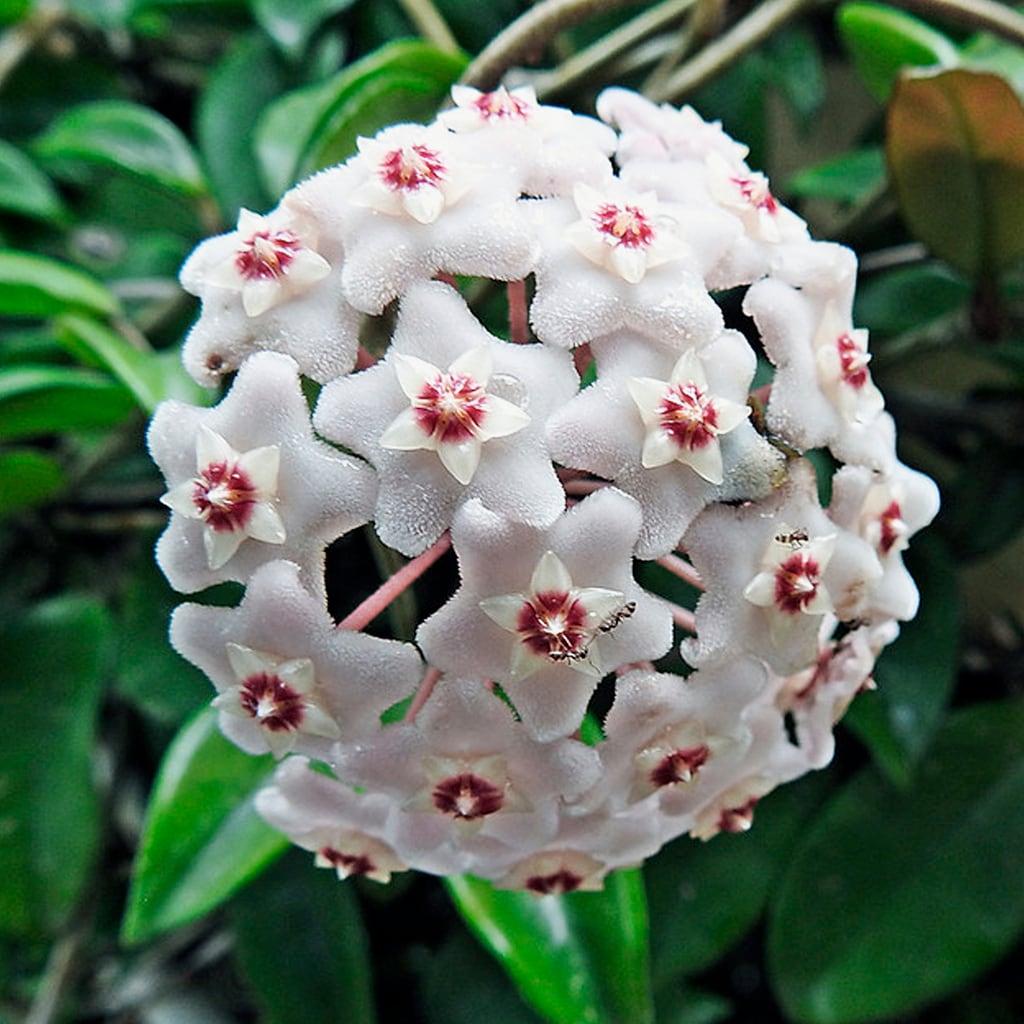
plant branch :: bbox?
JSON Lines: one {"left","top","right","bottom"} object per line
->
{"left": 647, "top": 0, "right": 813, "bottom": 103}
{"left": 396, "top": 0, "right": 461, "bottom": 54}
{"left": 533, "top": 0, "right": 699, "bottom": 100}
{"left": 890, "top": 0, "right": 1024, "bottom": 46}
{"left": 459, "top": 0, "right": 651, "bottom": 90}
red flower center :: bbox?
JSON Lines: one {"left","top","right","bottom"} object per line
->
{"left": 773, "top": 551, "right": 823, "bottom": 615}
{"left": 237, "top": 671, "right": 305, "bottom": 732}
{"left": 592, "top": 202, "right": 655, "bottom": 249}
{"left": 718, "top": 796, "right": 759, "bottom": 833}
{"left": 235, "top": 229, "right": 300, "bottom": 281}
{"left": 731, "top": 174, "right": 778, "bottom": 213}
{"left": 432, "top": 772, "right": 505, "bottom": 820}
{"left": 516, "top": 591, "right": 592, "bottom": 662}
{"left": 649, "top": 744, "right": 710, "bottom": 788}
{"left": 526, "top": 869, "right": 583, "bottom": 895}
{"left": 837, "top": 332, "right": 870, "bottom": 389}
{"left": 413, "top": 372, "right": 489, "bottom": 443}
{"left": 657, "top": 382, "right": 719, "bottom": 450}
{"left": 318, "top": 847, "right": 375, "bottom": 877}
{"left": 378, "top": 144, "right": 446, "bottom": 192}
{"left": 473, "top": 89, "right": 532, "bottom": 121}
{"left": 192, "top": 461, "right": 257, "bottom": 533}
{"left": 877, "top": 499, "right": 904, "bottom": 555}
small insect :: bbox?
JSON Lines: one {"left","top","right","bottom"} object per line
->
{"left": 774, "top": 528, "right": 808, "bottom": 548}
{"left": 598, "top": 600, "right": 637, "bottom": 633}
{"left": 548, "top": 647, "right": 591, "bottom": 663}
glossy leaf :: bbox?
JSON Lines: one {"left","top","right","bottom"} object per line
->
{"left": 0, "top": 365, "right": 135, "bottom": 440}
{"left": 421, "top": 932, "right": 547, "bottom": 1024}
{"left": 231, "top": 849, "right": 375, "bottom": 1024}
{"left": 769, "top": 700, "right": 1024, "bottom": 1023}
{"left": 765, "top": 26, "right": 826, "bottom": 128}
{"left": 53, "top": 313, "right": 167, "bottom": 413}
{"left": 121, "top": 707, "right": 288, "bottom": 945}
{"left": 0, "top": 595, "right": 111, "bottom": 935}
{"left": 0, "top": 140, "right": 67, "bottom": 223}
{"left": 33, "top": 100, "right": 208, "bottom": 197}
{"left": 0, "top": 250, "right": 119, "bottom": 317}
{"left": 844, "top": 533, "right": 960, "bottom": 785}
{"left": 837, "top": 2, "right": 959, "bottom": 102}
{"left": 647, "top": 772, "right": 830, "bottom": 985}
{"left": 0, "top": 448, "right": 65, "bottom": 515}
{"left": 887, "top": 69, "right": 1024, "bottom": 278}
{"left": 787, "top": 147, "right": 886, "bottom": 205}
{"left": 853, "top": 262, "right": 970, "bottom": 336}
{"left": 197, "top": 31, "right": 289, "bottom": 218}
{"left": 255, "top": 39, "right": 467, "bottom": 195}
{"left": 446, "top": 868, "right": 652, "bottom": 1024}
{"left": 114, "top": 540, "right": 226, "bottom": 725}
{"left": 253, "top": 0, "right": 358, "bottom": 59}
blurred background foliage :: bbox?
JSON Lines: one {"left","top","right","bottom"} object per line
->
{"left": 2, "top": 0, "right": 1024, "bottom": 1021}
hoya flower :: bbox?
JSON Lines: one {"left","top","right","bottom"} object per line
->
{"left": 417, "top": 490, "right": 673, "bottom": 740}
{"left": 256, "top": 757, "right": 407, "bottom": 884}
{"left": 149, "top": 352, "right": 377, "bottom": 595}
{"left": 202, "top": 207, "right": 331, "bottom": 316}
{"left": 339, "top": 124, "right": 536, "bottom": 313}
{"left": 682, "top": 460, "right": 881, "bottom": 675}
{"left": 315, "top": 281, "right": 575, "bottom": 556}
{"left": 627, "top": 347, "right": 750, "bottom": 481}
{"left": 564, "top": 183, "right": 689, "bottom": 284}
{"left": 690, "top": 775, "right": 777, "bottom": 841}
{"left": 439, "top": 85, "right": 616, "bottom": 195}
{"left": 160, "top": 425, "right": 285, "bottom": 571}
{"left": 378, "top": 347, "right": 530, "bottom": 485}
{"left": 179, "top": 185, "right": 361, "bottom": 386}
{"left": 705, "top": 151, "right": 807, "bottom": 244}
{"left": 529, "top": 194, "right": 724, "bottom": 350}
{"left": 212, "top": 643, "right": 339, "bottom": 759}
{"left": 547, "top": 329, "right": 783, "bottom": 557}
{"left": 744, "top": 272, "right": 891, "bottom": 469}
{"left": 497, "top": 849, "right": 607, "bottom": 895}
{"left": 171, "top": 560, "right": 423, "bottom": 761}
{"left": 814, "top": 302, "right": 885, "bottom": 424}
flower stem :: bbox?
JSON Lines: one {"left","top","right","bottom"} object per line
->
{"left": 508, "top": 278, "right": 529, "bottom": 343}
{"left": 657, "top": 551, "right": 704, "bottom": 590}
{"left": 533, "top": 0, "right": 699, "bottom": 100}
{"left": 396, "top": 0, "right": 462, "bottom": 54}
{"left": 338, "top": 532, "right": 453, "bottom": 632}
{"left": 459, "top": 0, "right": 651, "bottom": 90}
{"left": 668, "top": 601, "right": 698, "bottom": 634}
{"left": 404, "top": 665, "right": 443, "bottom": 721}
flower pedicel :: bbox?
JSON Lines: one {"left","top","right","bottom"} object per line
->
{"left": 149, "top": 84, "right": 939, "bottom": 894}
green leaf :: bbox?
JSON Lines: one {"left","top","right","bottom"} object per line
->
{"left": 0, "top": 595, "right": 111, "bottom": 935}
{"left": 843, "top": 534, "right": 960, "bottom": 785}
{"left": 787, "top": 148, "right": 886, "bottom": 205}
{"left": 33, "top": 100, "right": 208, "bottom": 197}
{"left": 252, "top": 0, "right": 358, "bottom": 59}
{"left": 230, "top": 849, "right": 376, "bottom": 1024}
{"left": 887, "top": 68, "right": 1024, "bottom": 278}
{"left": 446, "top": 868, "right": 653, "bottom": 1024}
{"left": 0, "top": 251, "right": 119, "bottom": 317}
{"left": 53, "top": 313, "right": 169, "bottom": 413}
{"left": 255, "top": 39, "right": 467, "bottom": 195}
{"left": 421, "top": 931, "right": 547, "bottom": 1024}
{"left": 0, "top": 140, "right": 68, "bottom": 223}
{"left": 769, "top": 700, "right": 1024, "bottom": 1023}
{"left": 765, "top": 26, "right": 826, "bottom": 129}
{"left": 837, "top": 2, "right": 959, "bottom": 102}
{"left": 121, "top": 707, "right": 288, "bottom": 944}
{"left": 197, "top": 31, "right": 290, "bottom": 219}
{"left": 854, "top": 262, "right": 970, "bottom": 336}
{"left": 0, "top": 365, "right": 135, "bottom": 440}
{"left": 113, "top": 538, "right": 223, "bottom": 725}
{"left": 647, "top": 772, "right": 830, "bottom": 986}
{"left": 0, "top": 448, "right": 65, "bottom": 514}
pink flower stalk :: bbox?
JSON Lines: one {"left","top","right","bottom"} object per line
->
{"left": 151, "top": 86, "right": 937, "bottom": 890}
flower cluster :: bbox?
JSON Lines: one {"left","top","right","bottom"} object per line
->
{"left": 149, "top": 84, "right": 938, "bottom": 894}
